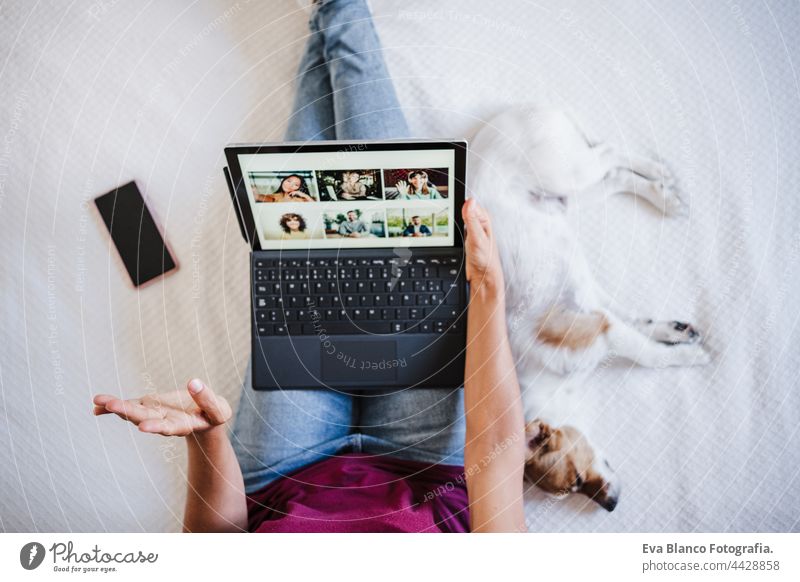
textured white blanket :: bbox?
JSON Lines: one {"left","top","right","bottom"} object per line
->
{"left": 1, "top": 0, "right": 798, "bottom": 532}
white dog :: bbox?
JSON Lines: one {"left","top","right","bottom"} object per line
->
{"left": 469, "top": 106, "right": 710, "bottom": 511}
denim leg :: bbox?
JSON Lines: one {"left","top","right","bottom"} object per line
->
{"left": 231, "top": 363, "right": 356, "bottom": 494}
{"left": 312, "top": 0, "right": 410, "bottom": 139}
{"left": 356, "top": 388, "right": 466, "bottom": 466}
{"left": 283, "top": 20, "right": 337, "bottom": 141}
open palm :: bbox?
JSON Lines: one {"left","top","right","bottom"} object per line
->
{"left": 395, "top": 180, "right": 409, "bottom": 197}
{"left": 93, "top": 379, "right": 231, "bottom": 437}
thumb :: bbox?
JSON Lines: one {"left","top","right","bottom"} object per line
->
{"left": 187, "top": 379, "right": 228, "bottom": 425}
{"left": 463, "top": 199, "right": 489, "bottom": 240}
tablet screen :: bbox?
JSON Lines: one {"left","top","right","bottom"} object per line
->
{"left": 236, "top": 148, "right": 456, "bottom": 250}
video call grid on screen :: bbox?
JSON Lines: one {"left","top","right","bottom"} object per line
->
{"left": 237, "top": 149, "right": 456, "bottom": 250}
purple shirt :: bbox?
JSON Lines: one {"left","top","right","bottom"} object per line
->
{"left": 246, "top": 453, "right": 470, "bottom": 533}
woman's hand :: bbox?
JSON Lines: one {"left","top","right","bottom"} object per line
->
{"left": 395, "top": 180, "right": 408, "bottom": 197}
{"left": 462, "top": 198, "right": 503, "bottom": 286}
{"left": 92, "top": 379, "right": 232, "bottom": 437}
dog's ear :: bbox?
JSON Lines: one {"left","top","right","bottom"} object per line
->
{"left": 526, "top": 419, "right": 553, "bottom": 449}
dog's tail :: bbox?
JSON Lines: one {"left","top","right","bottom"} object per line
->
{"left": 536, "top": 307, "right": 610, "bottom": 350}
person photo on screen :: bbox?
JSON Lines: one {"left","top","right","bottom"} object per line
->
{"left": 339, "top": 171, "right": 368, "bottom": 200}
{"left": 255, "top": 174, "right": 314, "bottom": 203}
{"left": 338, "top": 210, "right": 368, "bottom": 237}
{"left": 396, "top": 170, "right": 441, "bottom": 200}
{"left": 279, "top": 212, "right": 310, "bottom": 239}
{"left": 401, "top": 215, "right": 432, "bottom": 237}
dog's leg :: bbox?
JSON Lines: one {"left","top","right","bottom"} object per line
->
{"left": 604, "top": 313, "right": 710, "bottom": 367}
{"left": 615, "top": 152, "right": 672, "bottom": 182}
{"left": 603, "top": 168, "right": 682, "bottom": 215}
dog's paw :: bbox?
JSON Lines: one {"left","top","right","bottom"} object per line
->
{"left": 636, "top": 319, "right": 701, "bottom": 345}
{"left": 652, "top": 178, "right": 683, "bottom": 216}
{"left": 645, "top": 343, "right": 711, "bottom": 368}
{"left": 666, "top": 343, "right": 712, "bottom": 367}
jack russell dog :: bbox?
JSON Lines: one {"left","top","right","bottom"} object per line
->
{"left": 469, "top": 106, "right": 710, "bottom": 512}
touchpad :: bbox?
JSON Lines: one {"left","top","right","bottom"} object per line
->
{"left": 321, "top": 341, "right": 399, "bottom": 383}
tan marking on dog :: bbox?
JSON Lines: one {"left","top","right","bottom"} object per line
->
{"left": 536, "top": 309, "right": 610, "bottom": 350}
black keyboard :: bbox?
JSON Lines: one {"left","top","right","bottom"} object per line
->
{"left": 252, "top": 255, "right": 465, "bottom": 336}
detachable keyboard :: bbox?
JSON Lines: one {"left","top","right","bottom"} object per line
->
{"left": 252, "top": 253, "right": 465, "bottom": 336}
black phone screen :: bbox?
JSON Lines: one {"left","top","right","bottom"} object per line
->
{"left": 94, "top": 182, "right": 177, "bottom": 286}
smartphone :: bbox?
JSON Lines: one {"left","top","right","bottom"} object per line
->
{"left": 94, "top": 181, "right": 178, "bottom": 287}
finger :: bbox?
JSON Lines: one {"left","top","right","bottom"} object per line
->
{"left": 466, "top": 199, "right": 492, "bottom": 235}
{"left": 93, "top": 405, "right": 112, "bottom": 416}
{"left": 104, "top": 398, "right": 165, "bottom": 425}
{"left": 138, "top": 418, "right": 185, "bottom": 437}
{"left": 462, "top": 199, "right": 488, "bottom": 244}
{"left": 93, "top": 394, "right": 117, "bottom": 406}
{"left": 140, "top": 412, "right": 205, "bottom": 436}
{"left": 462, "top": 199, "right": 483, "bottom": 233}
{"left": 186, "top": 379, "right": 229, "bottom": 425}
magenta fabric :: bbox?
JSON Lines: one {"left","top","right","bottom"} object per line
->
{"left": 246, "top": 453, "right": 469, "bottom": 533}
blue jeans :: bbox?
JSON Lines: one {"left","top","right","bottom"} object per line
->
{"left": 231, "top": 0, "right": 464, "bottom": 495}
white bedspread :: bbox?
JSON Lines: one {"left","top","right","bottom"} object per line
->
{"left": 1, "top": 0, "right": 798, "bottom": 532}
